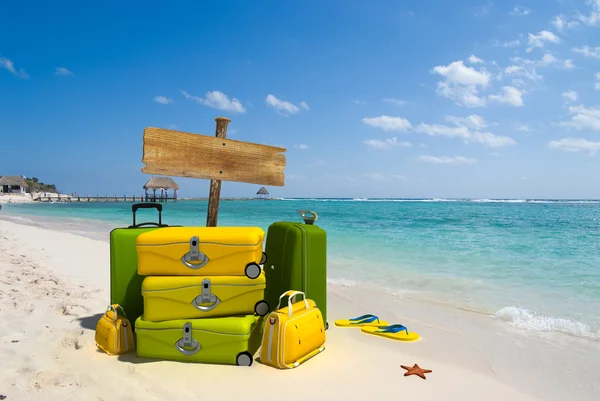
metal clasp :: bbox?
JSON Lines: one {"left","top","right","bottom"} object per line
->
{"left": 180, "top": 236, "right": 209, "bottom": 269}
{"left": 192, "top": 279, "right": 221, "bottom": 312}
{"left": 175, "top": 322, "right": 201, "bottom": 356}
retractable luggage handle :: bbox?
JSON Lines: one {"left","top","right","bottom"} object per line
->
{"left": 297, "top": 210, "right": 318, "bottom": 225}
{"left": 276, "top": 290, "right": 310, "bottom": 316}
{"left": 129, "top": 203, "right": 169, "bottom": 228}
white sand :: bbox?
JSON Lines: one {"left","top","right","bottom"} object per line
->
{"left": 0, "top": 218, "right": 598, "bottom": 401}
{"left": 0, "top": 194, "right": 34, "bottom": 204}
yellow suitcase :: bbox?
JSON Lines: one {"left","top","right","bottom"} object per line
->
{"left": 136, "top": 226, "right": 266, "bottom": 278}
{"left": 141, "top": 272, "right": 270, "bottom": 321}
{"left": 95, "top": 304, "right": 134, "bottom": 356}
{"left": 259, "top": 291, "right": 326, "bottom": 369}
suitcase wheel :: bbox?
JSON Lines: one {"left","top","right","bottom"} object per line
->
{"left": 254, "top": 300, "right": 270, "bottom": 317}
{"left": 325, "top": 322, "right": 329, "bottom": 330}
{"left": 244, "top": 263, "right": 262, "bottom": 279}
{"left": 260, "top": 252, "right": 267, "bottom": 265}
{"left": 236, "top": 351, "right": 253, "bottom": 367}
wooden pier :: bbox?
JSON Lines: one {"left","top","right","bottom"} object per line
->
{"left": 36, "top": 194, "right": 177, "bottom": 203}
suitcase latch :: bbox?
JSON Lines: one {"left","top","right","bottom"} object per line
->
{"left": 175, "top": 322, "right": 201, "bottom": 356}
{"left": 192, "top": 279, "right": 221, "bottom": 312}
{"left": 181, "top": 236, "right": 209, "bottom": 269}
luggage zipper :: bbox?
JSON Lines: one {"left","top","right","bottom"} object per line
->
{"left": 298, "top": 224, "right": 308, "bottom": 295}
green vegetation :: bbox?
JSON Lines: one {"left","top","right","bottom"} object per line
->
{"left": 24, "top": 177, "right": 58, "bottom": 193}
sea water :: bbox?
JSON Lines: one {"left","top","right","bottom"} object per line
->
{"left": 2, "top": 198, "right": 599, "bottom": 341}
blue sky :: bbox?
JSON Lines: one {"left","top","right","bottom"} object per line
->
{"left": 2, "top": 0, "right": 600, "bottom": 199}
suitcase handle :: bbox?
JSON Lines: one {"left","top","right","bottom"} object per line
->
{"left": 106, "top": 304, "right": 127, "bottom": 322}
{"left": 297, "top": 210, "right": 318, "bottom": 225}
{"left": 276, "top": 290, "right": 310, "bottom": 316}
{"left": 176, "top": 338, "right": 201, "bottom": 356}
{"left": 130, "top": 203, "right": 166, "bottom": 228}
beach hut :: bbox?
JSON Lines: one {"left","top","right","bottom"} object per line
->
{"left": 143, "top": 176, "right": 179, "bottom": 202}
{"left": 256, "top": 186, "right": 270, "bottom": 199}
{"left": 0, "top": 176, "right": 28, "bottom": 194}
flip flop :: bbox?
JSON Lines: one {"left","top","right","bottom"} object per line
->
{"left": 361, "top": 324, "right": 420, "bottom": 341}
{"left": 334, "top": 314, "right": 389, "bottom": 327}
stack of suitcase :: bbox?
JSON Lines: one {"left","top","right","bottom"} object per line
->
{"left": 110, "top": 204, "right": 328, "bottom": 367}
{"left": 133, "top": 225, "right": 270, "bottom": 366}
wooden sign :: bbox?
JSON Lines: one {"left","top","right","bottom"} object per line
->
{"left": 141, "top": 118, "right": 287, "bottom": 226}
{"left": 142, "top": 127, "right": 286, "bottom": 187}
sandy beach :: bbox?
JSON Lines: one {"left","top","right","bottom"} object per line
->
{"left": 0, "top": 217, "right": 598, "bottom": 401}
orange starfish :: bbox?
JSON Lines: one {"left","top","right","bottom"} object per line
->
{"left": 401, "top": 363, "right": 432, "bottom": 380}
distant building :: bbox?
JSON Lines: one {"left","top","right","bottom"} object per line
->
{"left": 143, "top": 176, "right": 179, "bottom": 202}
{"left": 256, "top": 187, "right": 270, "bottom": 199}
{"left": 0, "top": 176, "right": 27, "bottom": 194}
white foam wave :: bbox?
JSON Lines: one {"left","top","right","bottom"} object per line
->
{"left": 494, "top": 306, "right": 600, "bottom": 340}
{"left": 275, "top": 198, "right": 600, "bottom": 204}
{"left": 327, "top": 278, "right": 360, "bottom": 288}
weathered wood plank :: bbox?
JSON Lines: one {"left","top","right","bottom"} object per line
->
{"left": 141, "top": 127, "right": 286, "bottom": 186}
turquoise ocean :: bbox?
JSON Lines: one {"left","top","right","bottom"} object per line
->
{"left": 2, "top": 198, "right": 599, "bottom": 341}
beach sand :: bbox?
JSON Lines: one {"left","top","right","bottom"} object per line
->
{"left": 0, "top": 218, "right": 598, "bottom": 401}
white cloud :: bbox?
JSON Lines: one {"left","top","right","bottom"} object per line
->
{"left": 560, "top": 105, "right": 600, "bottom": 131}
{"left": 526, "top": 30, "right": 560, "bottom": 52}
{"left": 154, "top": 96, "right": 173, "bottom": 104}
{"left": 474, "top": 1, "right": 493, "bottom": 17}
{"left": 595, "top": 72, "right": 600, "bottom": 90}
{"left": 549, "top": 138, "right": 600, "bottom": 155}
{"left": 489, "top": 86, "right": 525, "bottom": 107}
{"left": 468, "top": 55, "right": 484, "bottom": 64}
{"left": 415, "top": 122, "right": 515, "bottom": 147}
{"left": 563, "top": 59, "right": 576, "bottom": 69}
{"left": 363, "top": 137, "right": 412, "bottom": 150}
{"left": 383, "top": 98, "right": 408, "bottom": 107}
{"left": 182, "top": 90, "right": 246, "bottom": 113}
{"left": 562, "top": 90, "right": 578, "bottom": 104}
{"left": 354, "top": 99, "right": 367, "bottom": 105}
{"left": 362, "top": 116, "right": 412, "bottom": 131}
{"left": 517, "top": 124, "right": 531, "bottom": 132}
{"left": 265, "top": 94, "right": 308, "bottom": 115}
{"left": 417, "top": 155, "right": 477, "bottom": 165}
{"left": 579, "top": 0, "right": 600, "bottom": 25}
{"left": 294, "top": 144, "right": 308, "bottom": 150}
{"left": 361, "top": 173, "right": 407, "bottom": 183}
{"left": 572, "top": 46, "right": 600, "bottom": 59}
{"left": 55, "top": 67, "right": 73, "bottom": 76}
{"left": 364, "top": 114, "right": 515, "bottom": 147}
{"left": 552, "top": 14, "right": 579, "bottom": 31}
{"left": 497, "top": 39, "right": 521, "bottom": 48}
{"left": 509, "top": 6, "right": 531, "bottom": 16}
{"left": 504, "top": 64, "right": 543, "bottom": 82}
{"left": 431, "top": 60, "right": 491, "bottom": 107}
{"left": 444, "top": 114, "right": 488, "bottom": 130}
{"left": 0, "top": 57, "right": 28, "bottom": 79}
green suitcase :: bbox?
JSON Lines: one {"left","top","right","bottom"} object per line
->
{"left": 263, "top": 210, "right": 328, "bottom": 329}
{"left": 109, "top": 203, "right": 171, "bottom": 328}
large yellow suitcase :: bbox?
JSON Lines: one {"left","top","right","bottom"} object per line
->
{"left": 136, "top": 227, "right": 266, "bottom": 278}
{"left": 141, "top": 272, "right": 270, "bottom": 321}
{"left": 259, "top": 290, "right": 326, "bottom": 369}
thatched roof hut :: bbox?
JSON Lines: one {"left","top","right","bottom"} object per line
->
{"left": 256, "top": 186, "right": 269, "bottom": 199}
{"left": 0, "top": 176, "right": 27, "bottom": 187}
{"left": 144, "top": 177, "right": 179, "bottom": 191}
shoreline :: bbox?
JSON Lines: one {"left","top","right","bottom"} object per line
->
{"left": 0, "top": 217, "right": 598, "bottom": 400}
{"left": 1, "top": 210, "right": 599, "bottom": 342}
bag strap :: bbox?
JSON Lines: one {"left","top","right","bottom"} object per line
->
{"left": 275, "top": 291, "right": 310, "bottom": 317}
{"left": 106, "top": 304, "right": 127, "bottom": 322}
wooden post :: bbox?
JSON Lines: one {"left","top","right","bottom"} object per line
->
{"left": 206, "top": 117, "right": 231, "bottom": 227}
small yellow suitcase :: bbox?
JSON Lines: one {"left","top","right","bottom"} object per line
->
{"left": 141, "top": 272, "right": 270, "bottom": 322}
{"left": 136, "top": 226, "right": 266, "bottom": 278}
{"left": 95, "top": 304, "right": 134, "bottom": 355}
{"left": 260, "top": 290, "right": 326, "bottom": 369}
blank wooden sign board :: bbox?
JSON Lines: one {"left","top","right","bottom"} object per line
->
{"left": 141, "top": 117, "right": 286, "bottom": 226}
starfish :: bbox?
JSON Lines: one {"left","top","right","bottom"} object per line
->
{"left": 401, "top": 363, "right": 432, "bottom": 380}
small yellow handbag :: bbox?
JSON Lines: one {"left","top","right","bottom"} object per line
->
{"left": 95, "top": 304, "right": 134, "bottom": 355}
{"left": 260, "top": 290, "right": 326, "bottom": 369}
